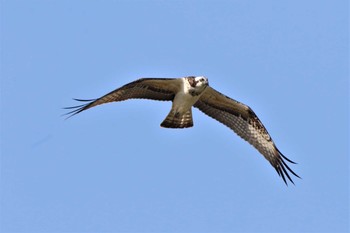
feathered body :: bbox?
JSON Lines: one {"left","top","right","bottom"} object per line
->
{"left": 65, "top": 76, "right": 300, "bottom": 185}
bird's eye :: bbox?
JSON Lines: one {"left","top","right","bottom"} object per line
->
{"left": 200, "top": 78, "right": 204, "bottom": 82}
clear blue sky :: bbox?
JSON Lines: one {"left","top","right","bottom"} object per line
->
{"left": 1, "top": 1, "right": 348, "bottom": 232}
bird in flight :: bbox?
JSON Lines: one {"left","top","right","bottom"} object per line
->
{"left": 65, "top": 76, "right": 300, "bottom": 185}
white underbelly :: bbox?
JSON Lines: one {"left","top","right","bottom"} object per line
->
{"left": 172, "top": 93, "right": 200, "bottom": 114}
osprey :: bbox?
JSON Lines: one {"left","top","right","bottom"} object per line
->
{"left": 65, "top": 76, "right": 300, "bottom": 185}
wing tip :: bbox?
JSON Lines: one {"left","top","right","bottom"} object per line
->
{"left": 274, "top": 149, "right": 301, "bottom": 186}
{"left": 62, "top": 98, "right": 96, "bottom": 119}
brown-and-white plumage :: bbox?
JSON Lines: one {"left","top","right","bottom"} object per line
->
{"left": 65, "top": 76, "right": 300, "bottom": 185}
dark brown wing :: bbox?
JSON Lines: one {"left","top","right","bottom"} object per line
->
{"left": 194, "top": 87, "right": 300, "bottom": 185}
{"left": 64, "top": 78, "right": 180, "bottom": 118}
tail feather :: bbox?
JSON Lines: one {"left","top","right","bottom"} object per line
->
{"left": 161, "top": 109, "right": 193, "bottom": 128}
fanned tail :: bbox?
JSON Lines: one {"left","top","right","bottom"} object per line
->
{"left": 161, "top": 109, "right": 193, "bottom": 128}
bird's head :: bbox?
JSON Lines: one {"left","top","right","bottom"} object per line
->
{"left": 186, "top": 76, "right": 209, "bottom": 95}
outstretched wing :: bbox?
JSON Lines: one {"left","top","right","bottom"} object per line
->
{"left": 64, "top": 78, "right": 180, "bottom": 118}
{"left": 195, "top": 86, "right": 300, "bottom": 185}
